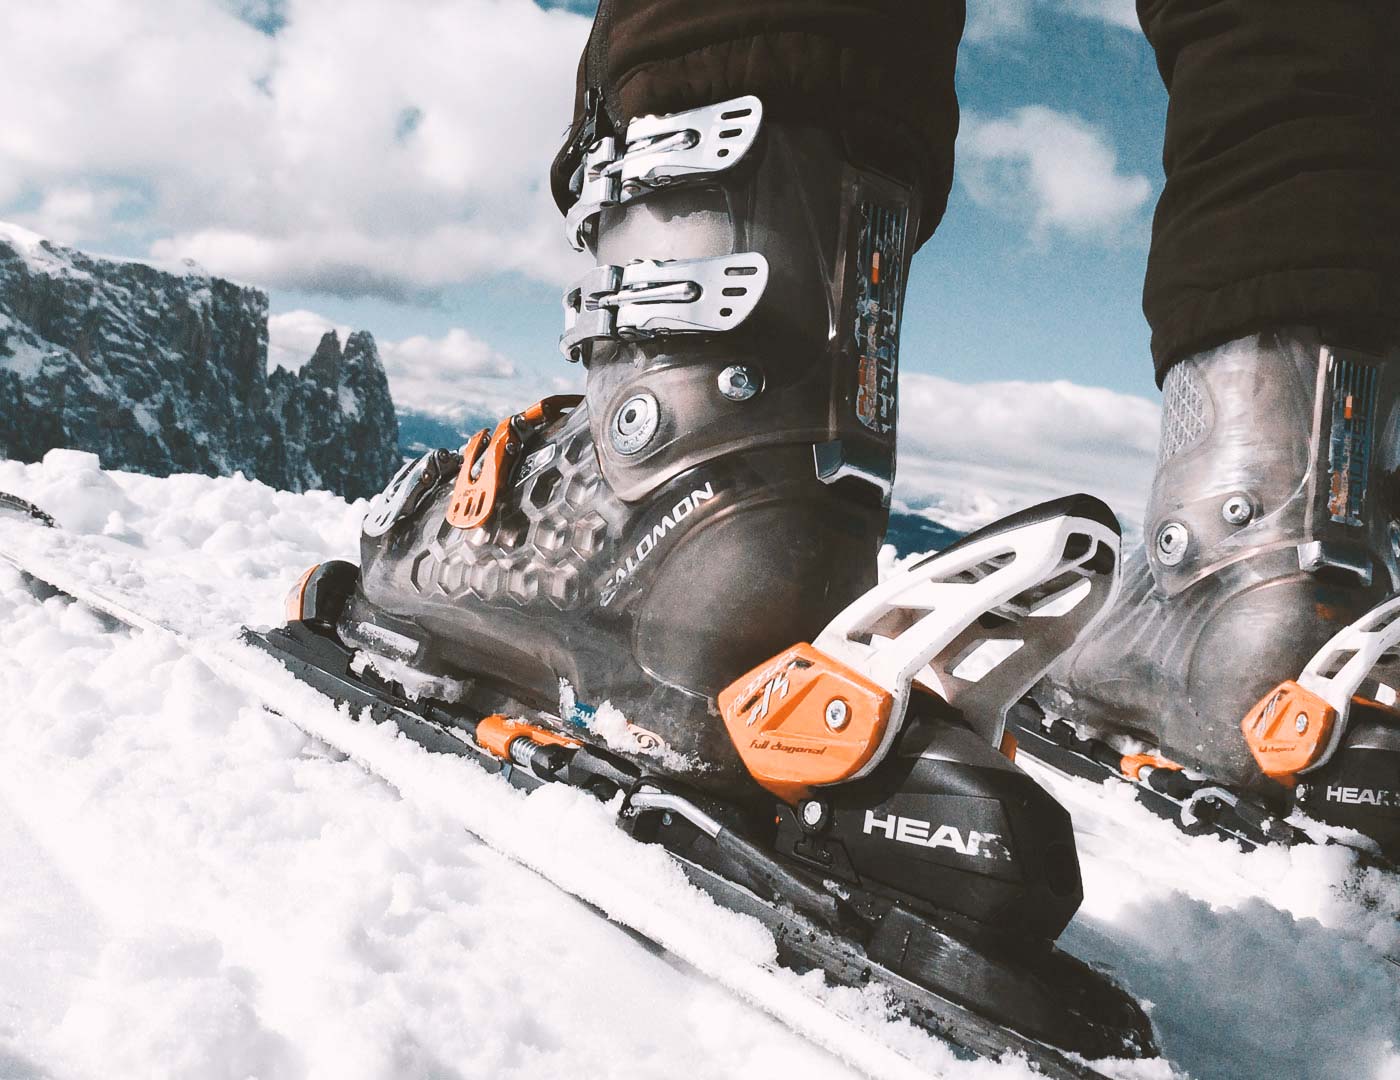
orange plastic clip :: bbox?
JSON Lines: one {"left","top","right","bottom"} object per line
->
{"left": 718, "top": 643, "right": 895, "bottom": 805}
{"left": 475, "top": 713, "right": 582, "bottom": 761}
{"left": 1119, "top": 751, "right": 1182, "bottom": 782}
{"left": 445, "top": 395, "right": 581, "bottom": 530}
{"left": 1241, "top": 680, "right": 1337, "bottom": 783}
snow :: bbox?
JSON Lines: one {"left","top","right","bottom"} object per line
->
{"left": 337, "top": 385, "right": 360, "bottom": 419}
{"left": 0, "top": 337, "right": 49, "bottom": 379}
{"left": 0, "top": 451, "right": 1397, "bottom": 1079}
{"left": 0, "top": 220, "right": 84, "bottom": 279}
{"left": 0, "top": 218, "right": 210, "bottom": 282}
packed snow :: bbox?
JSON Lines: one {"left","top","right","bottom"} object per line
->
{"left": 0, "top": 450, "right": 1397, "bottom": 1080}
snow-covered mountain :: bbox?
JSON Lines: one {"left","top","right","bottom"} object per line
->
{"left": 0, "top": 222, "right": 399, "bottom": 500}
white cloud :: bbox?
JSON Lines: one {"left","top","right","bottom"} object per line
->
{"left": 1059, "top": 0, "right": 1139, "bottom": 31}
{"left": 0, "top": 0, "right": 590, "bottom": 300}
{"left": 266, "top": 309, "right": 347, "bottom": 372}
{"left": 964, "top": 1, "right": 1033, "bottom": 43}
{"left": 894, "top": 372, "right": 1158, "bottom": 532}
{"left": 962, "top": 0, "right": 1139, "bottom": 43}
{"left": 267, "top": 309, "right": 579, "bottom": 423}
{"left": 958, "top": 106, "right": 1151, "bottom": 243}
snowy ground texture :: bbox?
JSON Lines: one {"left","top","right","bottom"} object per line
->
{"left": 0, "top": 452, "right": 1398, "bottom": 1080}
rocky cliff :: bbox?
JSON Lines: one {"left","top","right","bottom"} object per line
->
{"left": 0, "top": 223, "right": 399, "bottom": 500}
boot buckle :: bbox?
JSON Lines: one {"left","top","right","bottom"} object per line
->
{"left": 363, "top": 448, "right": 458, "bottom": 538}
{"left": 444, "top": 395, "right": 582, "bottom": 530}
{"left": 560, "top": 253, "right": 768, "bottom": 362}
{"left": 564, "top": 95, "right": 763, "bottom": 251}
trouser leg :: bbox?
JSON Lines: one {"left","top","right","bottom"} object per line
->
{"left": 550, "top": 0, "right": 965, "bottom": 246}
{"left": 1139, "top": 0, "right": 1400, "bottom": 379}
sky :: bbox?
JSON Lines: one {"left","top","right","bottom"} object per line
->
{"left": 0, "top": 0, "right": 1166, "bottom": 525}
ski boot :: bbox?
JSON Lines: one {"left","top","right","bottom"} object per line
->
{"left": 258, "top": 94, "right": 1158, "bottom": 1064}
{"left": 311, "top": 95, "right": 925, "bottom": 795}
{"left": 1025, "top": 329, "right": 1400, "bottom": 857}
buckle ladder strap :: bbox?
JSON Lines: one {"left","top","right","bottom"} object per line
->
{"left": 560, "top": 253, "right": 769, "bottom": 361}
{"left": 564, "top": 96, "right": 764, "bottom": 252}
{"left": 812, "top": 501, "right": 1122, "bottom": 777}
{"left": 1295, "top": 595, "right": 1400, "bottom": 771}
{"left": 362, "top": 449, "right": 457, "bottom": 538}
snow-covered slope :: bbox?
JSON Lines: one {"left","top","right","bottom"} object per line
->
{"left": 0, "top": 452, "right": 1397, "bottom": 1080}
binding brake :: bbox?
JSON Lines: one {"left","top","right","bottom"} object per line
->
{"left": 719, "top": 495, "right": 1122, "bottom": 803}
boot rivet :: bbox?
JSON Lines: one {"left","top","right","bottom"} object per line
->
{"left": 717, "top": 364, "right": 763, "bottom": 402}
{"left": 610, "top": 392, "right": 659, "bottom": 455}
{"left": 1155, "top": 522, "right": 1189, "bottom": 566}
{"left": 824, "top": 698, "right": 850, "bottom": 731}
{"left": 1294, "top": 712, "right": 1309, "bottom": 734}
{"left": 1221, "top": 495, "right": 1253, "bottom": 526}
{"left": 799, "top": 799, "right": 828, "bottom": 829}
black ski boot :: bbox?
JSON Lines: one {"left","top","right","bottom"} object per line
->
{"left": 1028, "top": 329, "right": 1400, "bottom": 856}
{"left": 317, "top": 96, "right": 919, "bottom": 795}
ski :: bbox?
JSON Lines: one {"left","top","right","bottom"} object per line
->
{"left": 0, "top": 497, "right": 1156, "bottom": 1080}
{"left": 0, "top": 492, "right": 55, "bottom": 528}
{"left": 1007, "top": 698, "right": 1306, "bottom": 851}
{"left": 1005, "top": 710, "right": 1400, "bottom": 872}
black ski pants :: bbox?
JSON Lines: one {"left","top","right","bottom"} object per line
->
{"left": 551, "top": 0, "right": 1400, "bottom": 382}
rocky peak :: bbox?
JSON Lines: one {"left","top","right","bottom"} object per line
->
{"left": 0, "top": 222, "right": 399, "bottom": 500}
{"left": 303, "top": 329, "right": 347, "bottom": 383}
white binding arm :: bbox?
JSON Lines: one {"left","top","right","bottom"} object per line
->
{"left": 813, "top": 495, "right": 1122, "bottom": 778}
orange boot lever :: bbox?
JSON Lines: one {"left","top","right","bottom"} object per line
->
{"left": 446, "top": 395, "right": 582, "bottom": 530}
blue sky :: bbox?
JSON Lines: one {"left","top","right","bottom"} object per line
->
{"left": 0, "top": 0, "right": 1166, "bottom": 524}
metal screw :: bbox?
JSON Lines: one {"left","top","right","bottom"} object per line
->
{"left": 1221, "top": 494, "right": 1253, "bottom": 526}
{"left": 610, "top": 392, "right": 659, "bottom": 455}
{"left": 1294, "top": 712, "right": 1309, "bottom": 734}
{"left": 824, "top": 698, "right": 850, "bottom": 731}
{"left": 800, "top": 800, "right": 825, "bottom": 827}
{"left": 717, "top": 364, "right": 763, "bottom": 402}
{"left": 1155, "top": 521, "right": 1189, "bottom": 567}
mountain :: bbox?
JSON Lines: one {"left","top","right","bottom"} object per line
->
{"left": 0, "top": 222, "right": 399, "bottom": 500}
